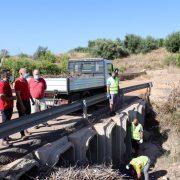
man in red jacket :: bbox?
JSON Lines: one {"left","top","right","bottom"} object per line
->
{"left": 0, "top": 69, "right": 16, "bottom": 147}
{"left": 28, "top": 69, "right": 49, "bottom": 128}
{"left": 14, "top": 68, "right": 35, "bottom": 139}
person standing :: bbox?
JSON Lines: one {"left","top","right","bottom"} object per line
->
{"left": 14, "top": 68, "right": 35, "bottom": 139}
{"left": 106, "top": 70, "right": 119, "bottom": 116}
{"left": 131, "top": 118, "right": 143, "bottom": 156}
{"left": 0, "top": 69, "right": 16, "bottom": 147}
{"left": 28, "top": 69, "right": 49, "bottom": 128}
{"left": 126, "top": 155, "right": 151, "bottom": 180}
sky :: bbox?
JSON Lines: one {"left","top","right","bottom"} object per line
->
{"left": 0, "top": 0, "right": 179, "bottom": 55}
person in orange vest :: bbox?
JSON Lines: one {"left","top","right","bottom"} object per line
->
{"left": 106, "top": 70, "right": 119, "bottom": 116}
{"left": 126, "top": 155, "right": 151, "bottom": 180}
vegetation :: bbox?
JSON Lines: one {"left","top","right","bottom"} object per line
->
{"left": 165, "top": 31, "right": 180, "bottom": 53}
{"left": 164, "top": 54, "right": 180, "bottom": 67}
{"left": 1, "top": 46, "right": 69, "bottom": 78}
{"left": 88, "top": 39, "right": 129, "bottom": 59}
{"left": 0, "top": 31, "right": 179, "bottom": 77}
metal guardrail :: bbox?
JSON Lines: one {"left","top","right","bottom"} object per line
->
{"left": 0, "top": 82, "right": 152, "bottom": 139}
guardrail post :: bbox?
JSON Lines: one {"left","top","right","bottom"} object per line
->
{"left": 82, "top": 100, "right": 88, "bottom": 119}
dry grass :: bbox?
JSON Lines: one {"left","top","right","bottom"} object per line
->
{"left": 151, "top": 86, "right": 180, "bottom": 179}
{"left": 113, "top": 48, "right": 171, "bottom": 71}
{"left": 43, "top": 165, "right": 123, "bottom": 180}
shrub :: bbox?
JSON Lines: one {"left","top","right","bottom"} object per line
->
{"left": 33, "top": 46, "right": 57, "bottom": 63}
{"left": 70, "top": 46, "right": 89, "bottom": 53}
{"left": 2, "top": 57, "right": 35, "bottom": 77}
{"left": 124, "top": 34, "right": 143, "bottom": 54}
{"left": 164, "top": 54, "right": 180, "bottom": 67}
{"left": 139, "top": 36, "right": 158, "bottom": 54}
{"left": 88, "top": 39, "right": 129, "bottom": 59}
{"left": 2, "top": 57, "right": 62, "bottom": 78}
{"left": 165, "top": 31, "right": 180, "bottom": 53}
{"left": 56, "top": 54, "right": 69, "bottom": 73}
{"left": 35, "top": 60, "right": 61, "bottom": 75}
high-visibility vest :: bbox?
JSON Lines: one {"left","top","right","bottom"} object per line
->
{"left": 107, "top": 77, "right": 119, "bottom": 94}
{"left": 130, "top": 156, "right": 148, "bottom": 172}
{"left": 131, "top": 122, "right": 143, "bottom": 140}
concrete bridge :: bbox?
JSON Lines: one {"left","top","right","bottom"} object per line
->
{"left": 0, "top": 98, "right": 147, "bottom": 179}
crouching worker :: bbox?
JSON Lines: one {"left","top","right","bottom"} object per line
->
{"left": 126, "top": 156, "right": 151, "bottom": 180}
{"left": 131, "top": 118, "right": 143, "bottom": 156}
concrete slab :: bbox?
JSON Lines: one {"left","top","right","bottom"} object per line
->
{"left": 0, "top": 153, "right": 38, "bottom": 180}
{"left": 34, "top": 136, "right": 74, "bottom": 167}
{"left": 111, "top": 112, "right": 128, "bottom": 164}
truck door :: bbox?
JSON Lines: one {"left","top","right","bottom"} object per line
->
{"left": 105, "top": 62, "right": 113, "bottom": 81}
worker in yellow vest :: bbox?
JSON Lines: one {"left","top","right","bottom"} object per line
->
{"left": 126, "top": 155, "right": 151, "bottom": 180}
{"left": 131, "top": 118, "right": 143, "bottom": 156}
{"left": 106, "top": 70, "right": 119, "bottom": 116}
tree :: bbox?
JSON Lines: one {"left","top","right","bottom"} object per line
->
{"left": 165, "top": 31, "right": 180, "bottom": 53}
{"left": 139, "top": 36, "right": 158, "bottom": 54}
{"left": 124, "top": 34, "right": 143, "bottom": 54}
{"left": 18, "top": 53, "right": 29, "bottom": 58}
{"left": 0, "top": 49, "right": 9, "bottom": 66}
{"left": 88, "top": 39, "right": 129, "bottom": 59}
{"left": 33, "top": 46, "right": 57, "bottom": 63}
{"left": 33, "top": 46, "right": 48, "bottom": 59}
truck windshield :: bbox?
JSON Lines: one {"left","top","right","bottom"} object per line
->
{"left": 68, "top": 62, "right": 81, "bottom": 73}
{"left": 95, "top": 61, "right": 104, "bottom": 73}
{"left": 82, "top": 62, "right": 95, "bottom": 73}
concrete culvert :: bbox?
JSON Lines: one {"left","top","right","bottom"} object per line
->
{"left": 34, "top": 136, "right": 75, "bottom": 167}
{"left": 86, "top": 135, "right": 98, "bottom": 164}
{"left": 56, "top": 146, "right": 75, "bottom": 167}
{"left": 68, "top": 127, "right": 97, "bottom": 164}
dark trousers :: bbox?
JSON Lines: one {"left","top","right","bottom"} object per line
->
{"left": 17, "top": 100, "right": 31, "bottom": 136}
{"left": 131, "top": 139, "right": 140, "bottom": 156}
{"left": 1, "top": 108, "right": 13, "bottom": 141}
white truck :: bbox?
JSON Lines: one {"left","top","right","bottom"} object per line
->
{"left": 45, "top": 58, "right": 113, "bottom": 106}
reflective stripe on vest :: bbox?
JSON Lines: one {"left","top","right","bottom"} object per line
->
{"left": 109, "top": 77, "right": 119, "bottom": 94}
{"left": 131, "top": 122, "right": 142, "bottom": 140}
{"left": 130, "top": 156, "right": 148, "bottom": 171}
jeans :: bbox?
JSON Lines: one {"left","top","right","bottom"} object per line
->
{"left": 0, "top": 108, "right": 13, "bottom": 141}
{"left": 17, "top": 100, "right": 31, "bottom": 136}
{"left": 143, "top": 158, "right": 151, "bottom": 180}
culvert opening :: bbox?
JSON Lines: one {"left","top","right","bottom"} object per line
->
{"left": 56, "top": 146, "right": 75, "bottom": 167}
{"left": 86, "top": 135, "right": 98, "bottom": 164}
{"left": 111, "top": 126, "right": 118, "bottom": 166}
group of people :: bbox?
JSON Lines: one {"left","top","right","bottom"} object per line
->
{"left": 1, "top": 67, "right": 151, "bottom": 178}
{"left": 0, "top": 68, "right": 49, "bottom": 147}
{"left": 107, "top": 70, "right": 150, "bottom": 180}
